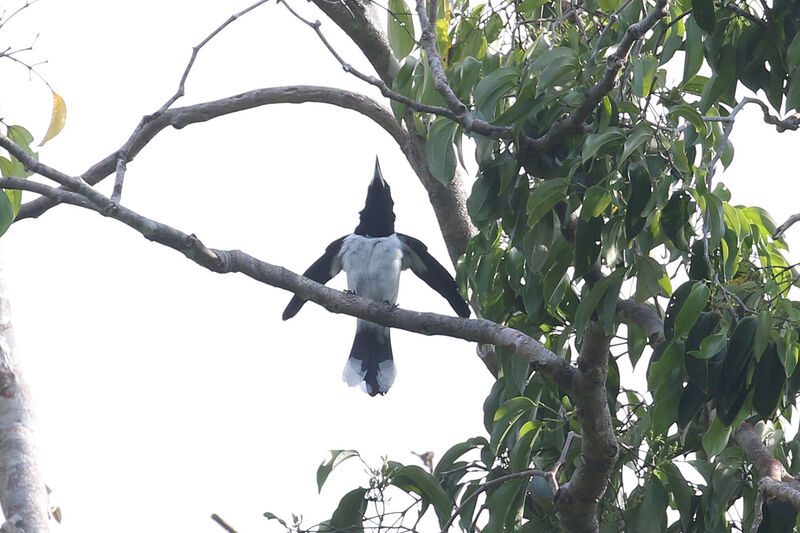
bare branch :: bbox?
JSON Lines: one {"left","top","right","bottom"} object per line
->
{"left": 774, "top": 213, "right": 800, "bottom": 239}
{"left": 210, "top": 513, "right": 239, "bottom": 533}
{"left": 156, "top": 0, "right": 271, "bottom": 114}
{"left": 616, "top": 299, "right": 664, "bottom": 345}
{"left": 736, "top": 423, "right": 800, "bottom": 510}
{"left": 17, "top": 86, "right": 407, "bottom": 220}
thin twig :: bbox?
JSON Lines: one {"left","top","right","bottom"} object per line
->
{"left": 0, "top": 0, "right": 39, "bottom": 31}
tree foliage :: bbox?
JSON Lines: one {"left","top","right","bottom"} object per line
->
{"left": 267, "top": 0, "right": 800, "bottom": 531}
{"left": 3, "top": 0, "right": 800, "bottom": 531}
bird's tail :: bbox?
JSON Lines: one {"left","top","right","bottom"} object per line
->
{"left": 342, "top": 320, "right": 396, "bottom": 396}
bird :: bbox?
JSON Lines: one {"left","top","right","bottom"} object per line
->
{"left": 282, "top": 158, "right": 471, "bottom": 396}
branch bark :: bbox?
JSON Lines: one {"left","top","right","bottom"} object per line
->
{"left": 553, "top": 323, "right": 618, "bottom": 533}
{"left": 735, "top": 423, "right": 800, "bottom": 509}
{"left": 0, "top": 268, "right": 50, "bottom": 533}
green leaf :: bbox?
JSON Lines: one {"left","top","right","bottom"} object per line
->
{"left": 330, "top": 487, "right": 367, "bottom": 533}
{"left": 434, "top": 437, "right": 488, "bottom": 478}
{"left": 682, "top": 18, "right": 704, "bottom": 84}
{"left": 526, "top": 178, "right": 568, "bottom": 226}
{"left": 648, "top": 341, "right": 683, "bottom": 390}
{"left": 788, "top": 33, "right": 800, "bottom": 67}
{"left": 473, "top": 67, "right": 519, "bottom": 119}
{"left": 669, "top": 103, "right": 708, "bottom": 137}
{"left": 753, "top": 310, "right": 771, "bottom": 361}
{"left": 786, "top": 68, "right": 800, "bottom": 112}
{"left": 693, "top": 326, "right": 728, "bottom": 360}
{"left": 490, "top": 397, "right": 534, "bottom": 454}
{"left": 722, "top": 315, "right": 757, "bottom": 383}
{"left": 692, "top": 0, "right": 715, "bottom": 33}
{"left": 392, "top": 466, "right": 452, "bottom": 528}
{"left": 635, "top": 478, "right": 668, "bottom": 532}
{"left": 620, "top": 123, "right": 653, "bottom": 162}
{"left": 426, "top": 117, "right": 459, "bottom": 185}
{"left": 509, "top": 421, "right": 539, "bottom": 472}
{"left": 672, "top": 283, "right": 709, "bottom": 339}
{"left": 702, "top": 416, "right": 731, "bottom": 457}
{"left": 391, "top": 56, "right": 418, "bottom": 123}
{"left": 317, "top": 450, "right": 360, "bottom": 492}
{"left": 632, "top": 53, "right": 659, "bottom": 97}
{"left": 753, "top": 342, "right": 785, "bottom": 419}
{"left": 0, "top": 191, "right": 15, "bottom": 238}
{"left": 387, "top": 0, "right": 416, "bottom": 59}
{"left": 581, "top": 186, "right": 611, "bottom": 220}
{"left": 582, "top": 127, "right": 625, "bottom": 162}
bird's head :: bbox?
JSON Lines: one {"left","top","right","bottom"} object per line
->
{"left": 355, "top": 157, "right": 395, "bottom": 237}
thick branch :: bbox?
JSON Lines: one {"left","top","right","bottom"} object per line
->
{"left": 17, "top": 86, "right": 406, "bottom": 220}
{"left": 0, "top": 134, "right": 575, "bottom": 393}
{"left": 736, "top": 423, "right": 800, "bottom": 510}
{"left": 0, "top": 270, "right": 50, "bottom": 533}
{"left": 554, "top": 323, "right": 618, "bottom": 532}
{"left": 616, "top": 299, "right": 664, "bottom": 345}
{"left": 775, "top": 214, "right": 800, "bottom": 239}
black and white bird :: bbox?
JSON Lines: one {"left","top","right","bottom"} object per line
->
{"left": 282, "top": 158, "right": 471, "bottom": 396}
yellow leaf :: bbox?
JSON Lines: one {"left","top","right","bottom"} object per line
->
{"left": 39, "top": 92, "right": 67, "bottom": 146}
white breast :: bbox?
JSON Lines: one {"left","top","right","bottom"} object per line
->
{"left": 338, "top": 234, "right": 404, "bottom": 303}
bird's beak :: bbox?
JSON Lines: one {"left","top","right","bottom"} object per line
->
{"left": 373, "top": 157, "right": 386, "bottom": 186}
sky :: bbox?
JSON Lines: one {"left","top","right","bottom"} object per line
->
{"left": 0, "top": 1, "right": 799, "bottom": 532}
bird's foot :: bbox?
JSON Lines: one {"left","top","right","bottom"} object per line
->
{"left": 384, "top": 301, "right": 399, "bottom": 311}
{"left": 343, "top": 289, "right": 357, "bottom": 295}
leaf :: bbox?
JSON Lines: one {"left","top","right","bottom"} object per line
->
{"left": 473, "top": 67, "right": 519, "bottom": 119}
{"left": 786, "top": 68, "right": 800, "bottom": 112}
{"left": 632, "top": 53, "right": 659, "bottom": 97}
{"left": 490, "top": 397, "right": 534, "bottom": 454}
{"left": 40, "top": 92, "right": 67, "bottom": 146}
{"left": 692, "top": 0, "right": 715, "bottom": 33}
{"left": 317, "top": 450, "right": 360, "bottom": 492}
{"left": 678, "top": 381, "right": 707, "bottom": 427}
{"left": 0, "top": 191, "right": 15, "bottom": 239}
{"left": 526, "top": 178, "right": 568, "bottom": 227}
{"left": 426, "top": 117, "right": 459, "bottom": 185}
{"left": 392, "top": 466, "right": 452, "bottom": 528}
{"left": 753, "top": 310, "right": 771, "bottom": 361}
{"left": 620, "top": 123, "right": 653, "bottom": 162}
{"left": 509, "top": 421, "right": 539, "bottom": 472}
{"left": 702, "top": 416, "right": 731, "bottom": 457}
{"left": 672, "top": 283, "right": 709, "bottom": 339}
{"left": 693, "top": 326, "right": 728, "bottom": 360}
{"left": 682, "top": 18, "right": 704, "bottom": 84}
{"left": 722, "top": 315, "right": 757, "bottom": 384}
{"left": 635, "top": 478, "right": 668, "bottom": 532}
{"left": 669, "top": 103, "right": 708, "bottom": 137}
{"left": 434, "top": 437, "right": 488, "bottom": 478}
{"left": 330, "top": 487, "right": 367, "bottom": 533}
{"left": 580, "top": 186, "right": 611, "bottom": 220}
{"left": 391, "top": 56, "right": 418, "bottom": 123}
{"left": 581, "top": 127, "right": 625, "bottom": 162}
{"left": 753, "top": 342, "right": 785, "bottom": 419}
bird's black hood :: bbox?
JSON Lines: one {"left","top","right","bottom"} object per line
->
{"left": 354, "top": 158, "right": 395, "bottom": 238}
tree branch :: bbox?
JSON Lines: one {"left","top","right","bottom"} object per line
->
{"left": 553, "top": 323, "right": 618, "bottom": 532}
{"left": 774, "top": 213, "right": 800, "bottom": 239}
{"left": 616, "top": 299, "right": 665, "bottom": 345}
{"left": 735, "top": 423, "right": 800, "bottom": 510}
{"left": 0, "top": 134, "right": 576, "bottom": 395}
{"left": 17, "top": 85, "right": 407, "bottom": 220}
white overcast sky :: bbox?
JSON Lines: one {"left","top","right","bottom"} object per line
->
{"left": 0, "top": 1, "right": 798, "bottom": 532}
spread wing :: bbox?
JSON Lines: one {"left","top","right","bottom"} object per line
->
{"left": 398, "top": 233, "right": 471, "bottom": 318}
{"left": 282, "top": 236, "right": 347, "bottom": 320}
